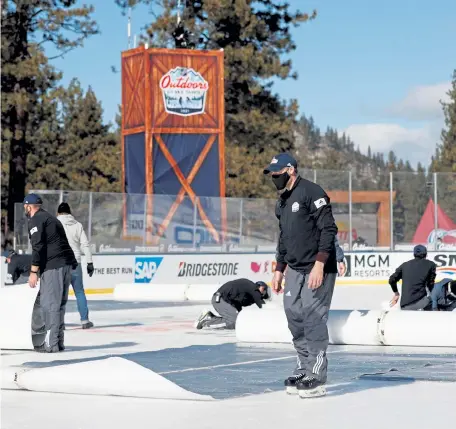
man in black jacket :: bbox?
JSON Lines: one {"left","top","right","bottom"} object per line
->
{"left": 389, "top": 245, "right": 436, "bottom": 310}
{"left": 263, "top": 153, "right": 338, "bottom": 399}
{"left": 5, "top": 250, "right": 32, "bottom": 285}
{"left": 194, "top": 279, "right": 269, "bottom": 330}
{"left": 23, "top": 194, "right": 77, "bottom": 353}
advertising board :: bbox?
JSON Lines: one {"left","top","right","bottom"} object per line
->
{"left": 5, "top": 251, "right": 452, "bottom": 293}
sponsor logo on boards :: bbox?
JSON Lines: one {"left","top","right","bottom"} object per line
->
{"left": 178, "top": 262, "right": 239, "bottom": 277}
{"left": 343, "top": 254, "right": 391, "bottom": 278}
{"left": 250, "top": 261, "right": 276, "bottom": 274}
{"left": 134, "top": 256, "right": 164, "bottom": 283}
{"left": 433, "top": 253, "right": 456, "bottom": 267}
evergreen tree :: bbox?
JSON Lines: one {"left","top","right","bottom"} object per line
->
{"left": 431, "top": 69, "right": 456, "bottom": 173}
{"left": 430, "top": 69, "right": 456, "bottom": 222}
{"left": 1, "top": 0, "right": 98, "bottom": 230}
{"left": 59, "top": 79, "right": 120, "bottom": 192}
{"left": 117, "top": 0, "right": 316, "bottom": 197}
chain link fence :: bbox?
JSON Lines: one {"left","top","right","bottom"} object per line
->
{"left": 13, "top": 171, "right": 456, "bottom": 253}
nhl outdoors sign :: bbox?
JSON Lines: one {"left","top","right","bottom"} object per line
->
{"left": 159, "top": 67, "right": 209, "bottom": 116}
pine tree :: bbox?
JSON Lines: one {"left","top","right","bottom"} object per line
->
{"left": 59, "top": 79, "right": 120, "bottom": 192}
{"left": 430, "top": 69, "right": 456, "bottom": 222}
{"left": 117, "top": 0, "right": 316, "bottom": 198}
{"left": 431, "top": 69, "right": 456, "bottom": 172}
{"left": 1, "top": 0, "right": 98, "bottom": 230}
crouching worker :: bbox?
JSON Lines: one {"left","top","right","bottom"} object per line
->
{"left": 389, "top": 245, "right": 436, "bottom": 310}
{"left": 431, "top": 278, "right": 456, "bottom": 311}
{"left": 195, "top": 279, "right": 269, "bottom": 330}
{"left": 5, "top": 250, "right": 32, "bottom": 285}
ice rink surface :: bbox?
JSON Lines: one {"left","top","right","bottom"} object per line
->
{"left": 2, "top": 296, "right": 456, "bottom": 429}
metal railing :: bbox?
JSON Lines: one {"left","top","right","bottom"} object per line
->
{"left": 13, "top": 170, "right": 456, "bottom": 253}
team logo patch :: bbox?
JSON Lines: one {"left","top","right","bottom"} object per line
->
{"left": 271, "top": 157, "right": 278, "bottom": 164}
{"left": 30, "top": 226, "right": 38, "bottom": 235}
{"left": 314, "top": 198, "right": 327, "bottom": 209}
{"left": 292, "top": 202, "right": 299, "bottom": 212}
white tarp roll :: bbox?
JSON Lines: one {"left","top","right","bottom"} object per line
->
{"left": 185, "top": 284, "right": 220, "bottom": 301}
{"left": 14, "top": 356, "right": 214, "bottom": 401}
{"left": 113, "top": 283, "right": 188, "bottom": 301}
{"left": 0, "top": 283, "right": 45, "bottom": 350}
{"left": 236, "top": 306, "right": 456, "bottom": 347}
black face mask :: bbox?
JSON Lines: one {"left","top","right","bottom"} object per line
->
{"left": 271, "top": 172, "right": 290, "bottom": 191}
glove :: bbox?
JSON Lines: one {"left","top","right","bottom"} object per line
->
{"left": 87, "top": 263, "right": 94, "bottom": 277}
{"left": 72, "top": 261, "right": 78, "bottom": 270}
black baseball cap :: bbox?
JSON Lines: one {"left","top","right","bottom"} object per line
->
{"left": 263, "top": 153, "right": 298, "bottom": 174}
{"left": 413, "top": 244, "right": 427, "bottom": 258}
{"left": 255, "top": 281, "right": 270, "bottom": 299}
{"left": 57, "top": 202, "right": 71, "bottom": 214}
{"left": 23, "top": 194, "right": 43, "bottom": 204}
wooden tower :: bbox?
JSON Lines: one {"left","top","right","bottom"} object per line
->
{"left": 121, "top": 46, "right": 226, "bottom": 244}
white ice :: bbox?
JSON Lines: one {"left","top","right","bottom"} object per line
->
{"left": 1, "top": 293, "right": 456, "bottom": 429}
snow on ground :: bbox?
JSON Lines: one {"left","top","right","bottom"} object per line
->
{"left": 1, "top": 295, "right": 456, "bottom": 429}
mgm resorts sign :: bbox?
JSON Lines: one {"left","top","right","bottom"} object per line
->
{"left": 344, "top": 254, "right": 391, "bottom": 278}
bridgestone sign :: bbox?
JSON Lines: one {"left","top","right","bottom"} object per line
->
{"left": 177, "top": 262, "right": 239, "bottom": 277}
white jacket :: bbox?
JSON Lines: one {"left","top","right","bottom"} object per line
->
{"left": 57, "top": 214, "right": 93, "bottom": 264}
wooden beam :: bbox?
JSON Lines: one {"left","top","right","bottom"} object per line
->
{"left": 327, "top": 190, "right": 396, "bottom": 247}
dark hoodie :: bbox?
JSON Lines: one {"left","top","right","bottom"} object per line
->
{"left": 389, "top": 245, "right": 436, "bottom": 308}
{"left": 217, "top": 278, "right": 265, "bottom": 312}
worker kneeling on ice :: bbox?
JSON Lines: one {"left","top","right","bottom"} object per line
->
{"left": 194, "top": 279, "right": 269, "bottom": 330}
{"left": 431, "top": 278, "right": 456, "bottom": 311}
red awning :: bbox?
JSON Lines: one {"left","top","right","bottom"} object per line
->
{"left": 412, "top": 199, "right": 456, "bottom": 244}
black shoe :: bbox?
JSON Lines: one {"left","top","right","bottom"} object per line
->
{"left": 284, "top": 373, "right": 306, "bottom": 394}
{"left": 194, "top": 310, "right": 215, "bottom": 330}
{"left": 297, "top": 376, "right": 326, "bottom": 398}
{"left": 34, "top": 344, "right": 60, "bottom": 353}
{"left": 82, "top": 321, "right": 94, "bottom": 329}
{"left": 58, "top": 342, "right": 65, "bottom": 351}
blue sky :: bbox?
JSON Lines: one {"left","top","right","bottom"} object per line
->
{"left": 49, "top": 0, "right": 456, "bottom": 168}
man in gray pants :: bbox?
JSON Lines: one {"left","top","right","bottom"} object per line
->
{"left": 263, "top": 154, "right": 338, "bottom": 398}
{"left": 23, "top": 194, "right": 77, "bottom": 353}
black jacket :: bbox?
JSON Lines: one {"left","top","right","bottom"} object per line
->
{"left": 217, "top": 279, "right": 265, "bottom": 312}
{"left": 389, "top": 257, "right": 437, "bottom": 308}
{"left": 6, "top": 254, "right": 32, "bottom": 284}
{"left": 275, "top": 176, "right": 338, "bottom": 274}
{"left": 27, "top": 208, "right": 77, "bottom": 273}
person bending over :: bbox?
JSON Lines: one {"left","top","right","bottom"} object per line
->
{"left": 5, "top": 249, "right": 32, "bottom": 285}
{"left": 389, "top": 245, "right": 436, "bottom": 311}
{"left": 195, "top": 279, "right": 269, "bottom": 330}
{"left": 431, "top": 278, "right": 456, "bottom": 311}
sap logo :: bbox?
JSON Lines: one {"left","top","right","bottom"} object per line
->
{"left": 134, "top": 257, "right": 164, "bottom": 283}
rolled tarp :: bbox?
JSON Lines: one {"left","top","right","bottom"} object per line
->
{"left": 185, "top": 284, "right": 220, "bottom": 301}
{"left": 113, "top": 283, "right": 188, "bottom": 301}
{"left": 0, "top": 283, "right": 46, "bottom": 350}
{"left": 236, "top": 306, "right": 456, "bottom": 347}
{"left": 14, "top": 356, "right": 214, "bottom": 401}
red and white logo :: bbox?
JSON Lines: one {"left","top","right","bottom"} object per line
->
{"left": 250, "top": 261, "right": 274, "bottom": 274}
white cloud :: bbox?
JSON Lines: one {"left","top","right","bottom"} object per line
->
{"left": 388, "top": 82, "right": 451, "bottom": 121}
{"left": 342, "top": 122, "right": 440, "bottom": 167}
{"left": 340, "top": 81, "right": 450, "bottom": 167}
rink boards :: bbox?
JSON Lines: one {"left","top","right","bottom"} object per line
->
{"left": 3, "top": 250, "right": 452, "bottom": 294}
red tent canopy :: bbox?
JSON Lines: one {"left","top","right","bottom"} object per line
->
{"left": 412, "top": 199, "right": 456, "bottom": 244}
